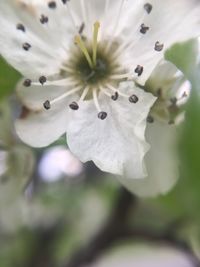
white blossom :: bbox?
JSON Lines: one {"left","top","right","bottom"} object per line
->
{"left": 0, "top": 0, "right": 199, "bottom": 194}
{"left": 119, "top": 62, "right": 191, "bottom": 196}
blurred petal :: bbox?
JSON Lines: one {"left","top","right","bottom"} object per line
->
{"left": 119, "top": 121, "right": 179, "bottom": 197}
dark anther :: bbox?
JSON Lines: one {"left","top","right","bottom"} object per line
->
{"left": 140, "top": 23, "right": 149, "bottom": 34}
{"left": 182, "top": 91, "right": 188, "bottom": 98}
{"left": 98, "top": 111, "right": 107, "bottom": 120}
{"left": 111, "top": 92, "right": 119, "bottom": 101}
{"left": 129, "top": 95, "right": 139, "bottom": 103}
{"left": 135, "top": 65, "right": 144, "bottom": 76}
{"left": 154, "top": 41, "right": 164, "bottom": 52}
{"left": 79, "top": 22, "right": 85, "bottom": 34}
{"left": 69, "top": 101, "right": 79, "bottom": 110}
{"left": 168, "top": 119, "right": 175, "bottom": 125}
{"left": 23, "top": 79, "right": 32, "bottom": 87}
{"left": 144, "top": 3, "right": 152, "bottom": 14}
{"left": 43, "top": 100, "right": 51, "bottom": 110}
{"left": 170, "top": 97, "right": 177, "bottom": 105}
{"left": 22, "top": 42, "right": 31, "bottom": 51}
{"left": 156, "top": 88, "right": 162, "bottom": 97}
{"left": 147, "top": 115, "right": 154, "bottom": 123}
{"left": 61, "top": 0, "right": 69, "bottom": 4}
{"left": 16, "top": 23, "right": 25, "bottom": 32}
{"left": 40, "top": 14, "right": 49, "bottom": 24}
{"left": 39, "top": 76, "right": 47, "bottom": 85}
{"left": 48, "top": 1, "right": 57, "bottom": 8}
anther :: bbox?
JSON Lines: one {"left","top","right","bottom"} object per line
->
{"left": 129, "top": 95, "right": 139, "bottom": 103}
{"left": 61, "top": 0, "right": 69, "bottom": 4}
{"left": 79, "top": 22, "right": 85, "bottom": 35}
{"left": 23, "top": 79, "right": 32, "bottom": 87}
{"left": 40, "top": 14, "right": 49, "bottom": 24}
{"left": 140, "top": 24, "right": 149, "bottom": 34}
{"left": 22, "top": 42, "right": 31, "bottom": 51}
{"left": 98, "top": 111, "right": 107, "bottom": 120}
{"left": 16, "top": 23, "right": 25, "bottom": 32}
{"left": 156, "top": 88, "right": 162, "bottom": 97}
{"left": 154, "top": 41, "right": 164, "bottom": 52}
{"left": 69, "top": 101, "right": 79, "bottom": 110}
{"left": 144, "top": 3, "right": 152, "bottom": 14}
{"left": 39, "top": 76, "right": 47, "bottom": 85}
{"left": 43, "top": 100, "right": 51, "bottom": 110}
{"left": 182, "top": 91, "right": 188, "bottom": 98}
{"left": 170, "top": 97, "right": 177, "bottom": 105}
{"left": 48, "top": 1, "right": 57, "bottom": 9}
{"left": 111, "top": 92, "right": 119, "bottom": 101}
{"left": 135, "top": 65, "right": 144, "bottom": 76}
{"left": 168, "top": 119, "right": 175, "bottom": 125}
{"left": 147, "top": 115, "right": 154, "bottom": 123}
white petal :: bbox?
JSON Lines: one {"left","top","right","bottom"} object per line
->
{"left": 16, "top": 79, "right": 71, "bottom": 110}
{"left": 66, "top": 81, "right": 156, "bottom": 178}
{"left": 0, "top": 0, "right": 74, "bottom": 78}
{"left": 15, "top": 82, "right": 78, "bottom": 147}
{"left": 119, "top": 121, "right": 179, "bottom": 197}
{"left": 119, "top": 0, "right": 200, "bottom": 85}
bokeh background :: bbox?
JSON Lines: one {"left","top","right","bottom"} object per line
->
{"left": 0, "top": 34, "right": 200, "bottom": 267}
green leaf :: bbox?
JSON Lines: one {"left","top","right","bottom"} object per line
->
{"left": 165, "top": 39, "right": 199, "bottom": 79}
{"left": 0, "top": 57, "right": 21, "bottom": 99}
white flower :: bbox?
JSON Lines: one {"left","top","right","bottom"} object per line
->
{"left": 119, "top": 61, "right": 191, "bottom": 196}
{"left": 0, "top": 0, "right": 199, "bottom": 192}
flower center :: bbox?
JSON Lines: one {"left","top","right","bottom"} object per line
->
{"left": 63, "top": 22, "right": 119, "bottom": 87}
{"left": 27, "top": 22, "right": 140, "bottom": 120}
{"left": 74, "top": 47, "right": 112, "bottom": 85}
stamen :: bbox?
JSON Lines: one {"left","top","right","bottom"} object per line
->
{"left": 69, "top": 101, "right": 79, "bottom": 110}
{"left": 23, "top": 79, "right": 32, "bottom": 87}
{"left": 79, "top": 86, "right": 90, "bottom": 101}
{"left": 147, "top": 115, "right": 154, "bottom": 123}
{"left": 93, "top": 88, "right": 109, "bottom": 120}
{"left": 98, "top": 111, "right": 107, "bottom": 120}
{"left": 44, "top": 86, "right": 82, "bottom": 108}
{"left": 32, "top": 78, "right": 76, "bottom": 87}
{"left": 109, "top": 73, "right": 130, "bottom": 80}
{"left": 39, "top": 76, "right": 47, "bottom": 85}
{"left": 93, "top": 88, "right": 101, "bottom": 112}
{"left": 99, "top": 85, "right": 111, "bottom": 97}
{"left": 106, "top": 84, "right": 128, "bottom": 97}
{"left": 43, "top": 100, "right": 51, "bottom": 110}
{"left": 111, "top": 91, "right": 119, "bottom": 101}
{"left": 154, "top": 41, "right": 164, "bottom": 52}
{"left": 74, "top": 36, "right": 94, "bottom": 69}
{"left": 17, "top": 23, "right": 25, "bottom": 32}
{"left": 129, "top": 95, "right": 139, "bottom": 103}
{"left": 92, "top": 21, "right": 100, "bottom": 66}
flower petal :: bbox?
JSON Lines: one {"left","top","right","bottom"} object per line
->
{"left": 16, "top": 79, "right": 71, "bottom": 110}
{"left": 119, "top": 121, "right": 179, "bottom": 197}
{"left": 0, "top": 0, "right": 75, "bottom": 78}
{"left": 119, "top": 0, "right": 200, "bottom": 85}
{"left": 66, "top": 81, "right": 156, "bottom": 178}
{"left": 15, "top": 82, "right": 78, "bottom": 147}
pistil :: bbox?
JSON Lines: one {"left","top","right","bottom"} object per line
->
{"left": 74, "top": 35, "right": 94, "bottom": 69}
{"left": 92, "top": 21, "right": 100, "bottom": 66}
